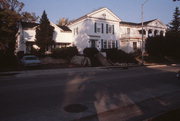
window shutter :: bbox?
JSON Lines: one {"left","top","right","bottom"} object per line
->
{"left": 116, "top": 40, "right": 118, "bottom": 48}
{"left": 106, "top": 24, "right": 108, "bottom": 34}
{"left": 102, "top": 23, "right": 104, "bottom": 33}
{"left": 94, "top": 23, "right": 97, "bottom": 33}
{"left": 101, "top": 39, "right": 103, "bottom": 49}
{"left": 112, "top": 25, "right": 114, "bottom": 34}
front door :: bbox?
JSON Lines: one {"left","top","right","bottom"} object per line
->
{"left": 90, "top": 39, "right": 97, "bottom": 48}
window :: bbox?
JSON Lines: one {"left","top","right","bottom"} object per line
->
{"left": 76, "top": 27, "right": 78, "bottom": 35}
{"left": 112, "top": 41, "right": 115, "bottom": 48}
{"left": 97, "top": 28, "right": 101, "bottom": 33}
{"left": 133, "top": 42, "right": 137, "bottom": 50}
{"left": 127, "top": 28, "right": 130, "bottom": 34}
{"left": 103, "top": 40, "right": 107, "bottom": 49}
{"left": 95, "top": 23, "right": 102, "bottom": 33}
{"left": 108, "top": 26, "right": 112, "bottom": 33}
{"left": 74, "top": 28, "right": 78, "bottom": 35}
{"left": 101, "top": 39, "right": 104, "bottom": 49}
{"left": 108, "top": 40, "right": 111, "bottom": 49}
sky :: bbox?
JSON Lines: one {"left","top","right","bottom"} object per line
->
{"left": 19, "top": 0, "right": 179, "bottom": 25}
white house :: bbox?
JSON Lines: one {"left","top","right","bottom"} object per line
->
{"left": 119, "top": 19, "right": 167, "bottom": 53}
{"left": 16, "top": 7, "right": 167, "bottom": 54}
{"left": 68, "top": 7, "right": 121, "bottom": 52}
{"left": 15, "top": 21, "right": 72, "bottom": 54}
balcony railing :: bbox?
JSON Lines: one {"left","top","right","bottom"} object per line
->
{"left": 120, "top": 34, "right": 146, "bottom": 39}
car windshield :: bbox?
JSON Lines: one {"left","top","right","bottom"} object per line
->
{"left": 24, "top": 57, "right": 38, "bottom": 60}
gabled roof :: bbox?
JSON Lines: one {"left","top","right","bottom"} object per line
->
{"left": 120, "top": 19, "right": 158, "bottom": 26}
{"left": 58, "top": 25, "right": 72, "bottom": 32}
{"left": 142, "top": 19, "right": 157, "bottom": 25}
{"left": 69, "top": 7, "right": 121, "bottom": 25}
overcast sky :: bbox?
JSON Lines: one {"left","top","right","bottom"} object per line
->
{"left": 19, "top": 0, "right": 179, "bottom": 24}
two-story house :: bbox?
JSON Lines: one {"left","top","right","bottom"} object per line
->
{"left": 119, "top": 19, "right": 167, "bottom": 53}
{"left": 68, "top": 8, "right": 121, "bottom": 52}
{"left": 15, "top": 22, "right": 72, "bottom": 54}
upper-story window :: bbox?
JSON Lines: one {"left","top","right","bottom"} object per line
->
{"left": 74, "top": 27, "right": 78, "bottom": 35}
{"left": 127, "top": 28, "right": 130, "bottom": 34}
{"left": 94, "top": 22, "right": 102, "bottom": 33}
{"left": 76, "top": 27, "right": 78, "bottom": 35}
{"left": 108, "top": 26, "right": 112, "bottom": 33}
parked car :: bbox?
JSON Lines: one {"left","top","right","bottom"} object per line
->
{"left": 21, "top": 55, "right": 41, "bottom": 66}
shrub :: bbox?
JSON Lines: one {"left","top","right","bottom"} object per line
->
{"left": 103, "top": 48, "right": 137, "bottom": 63}
{"left": 83, "top": 48, "right": 99, "bottom": 58}
{"left": 83, "top": 48, "right": 101, "bottom": 66}
{"left": 51, "top": 47, "right": 78, "bottom": 60}
{"left": 0, "top": 50, "right": 19, "bottom": 68}
{"left": 16, "top": 51, "right": 24, "bottom": 59}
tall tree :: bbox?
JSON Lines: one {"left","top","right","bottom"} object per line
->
{"left": 0, "top": 0, "right": 22, "bottom": 54}
{"left": 35, "top": 10, "right": 54, "bottom": 54}
{"left": 169, "top": 7, "right": 180, "bottom": 32}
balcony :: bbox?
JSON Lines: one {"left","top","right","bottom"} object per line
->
{"left": 120, "top": 33, "right": 146, "bottom": 40}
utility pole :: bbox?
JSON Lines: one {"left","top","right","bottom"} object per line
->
{"left": 141, "top": 0, "right": 149, "bottom": 65}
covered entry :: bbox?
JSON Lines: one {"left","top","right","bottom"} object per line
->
{"left": 89, "top": 39, "right": 98, "bottom": 48}
{"left": 88, "top": 35, "right": 100, "bottom": 48}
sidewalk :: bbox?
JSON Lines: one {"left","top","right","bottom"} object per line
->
{"left": 0, "top": 63, "right": 179, "bottom": 78}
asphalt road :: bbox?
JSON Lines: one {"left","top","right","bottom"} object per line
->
{"left": 0, "top": 65, "right": 180, "bottom": 121}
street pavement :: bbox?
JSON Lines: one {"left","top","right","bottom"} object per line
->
{"left": 0, "top": 65, "right": 180, "bottom": 121}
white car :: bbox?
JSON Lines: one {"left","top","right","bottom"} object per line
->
{"left": 21, "top": 55, "right": 41, "bottom": 66}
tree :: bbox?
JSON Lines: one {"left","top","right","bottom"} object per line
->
{"left": 0, "top": 0, "right": 22, "bottom": 54}
{"left": 21, "top": 12, "right": 39, "bottom": 22}
{"left": 145, "top": 36, "right": 166, "bottom": 57}
{"left": 169, "top": 7, "right": 180, "bottom": 32}
{"left": 57, "top": 17, "right": 69, "bottom": 26}
{"left": 0, "top": 0, "right": 24, "bottom": 13}
{"left": 35, "top": 10, "right": 54, "bottom": 54}
{"left": 0, "top": 0, "right": 23, "bottom": 67}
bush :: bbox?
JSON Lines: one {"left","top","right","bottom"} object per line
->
{"left": 0, "top": 50, "right": 19, "bottom": 68}
{"left": 83, "top": 48, "right": 101, "bottom": 66}
{"left": 103, "top": 48, "right": 137, "bottom": 63}
{"left": 51, "top": 47, "right": 78, "bottom": 60}
{"left": 83, "top": 48, "right": 99, "bottom": 58}
{"left": 16, "top": 51, "right": 24, "bottom": 59}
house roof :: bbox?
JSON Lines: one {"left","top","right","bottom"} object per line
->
{"left": 58, "top": 25, "right": 72, "bottom": 32}
{"left": 120, "top": 21, "right": 139, "bottom": 26}
{"left": 120, "top": 19, "right": 157, "bottom": 26}
{"left": 69, "top": 7, "right": 121, "bottom": 25}
{"left": 142, "top": 19, "right": 157, "bottom": 25}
